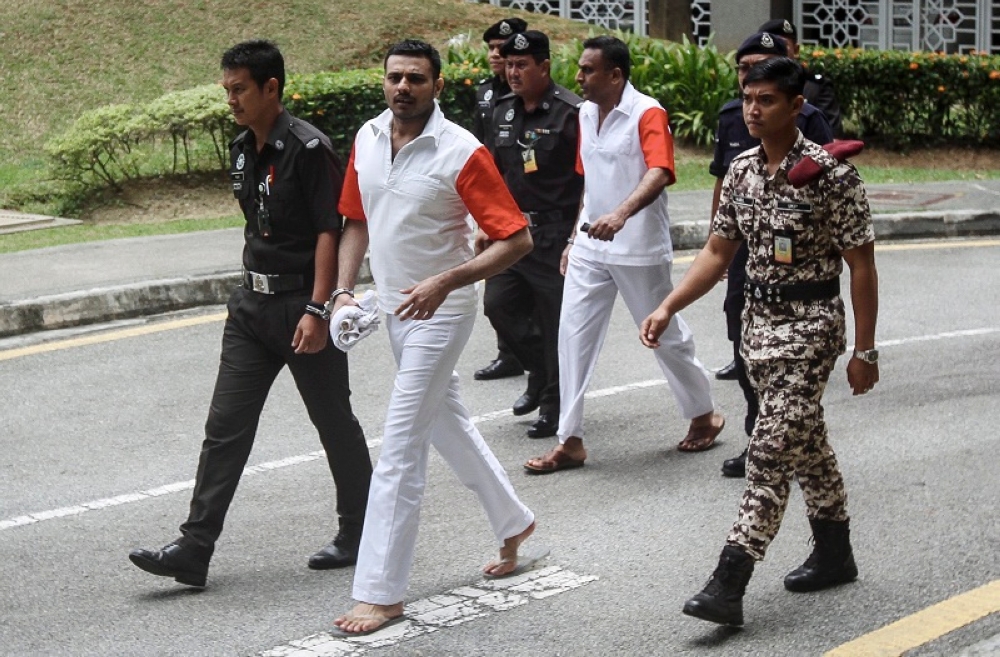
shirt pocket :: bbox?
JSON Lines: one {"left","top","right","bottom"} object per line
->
{"left": 394, "top": 173, "right": 439, "bottom": 202}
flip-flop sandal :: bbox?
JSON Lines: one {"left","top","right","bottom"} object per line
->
{"left": 523, "top": 449, "right": 585, "bottom": 474}
{"left": 330, "top": 613, "right": 406, "bottom": 638}
{"left": 483, "top": 544, "right": 551, "bottom": 579}
{"left": 678, "top": 414, "right": 725, "bottom": 452}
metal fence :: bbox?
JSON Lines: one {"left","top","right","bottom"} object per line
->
{"left": 482, "top": 0, "right": 649, "bottom": 36}
{"left": 483, "top": 0, "right": 1000, "bottom": 54}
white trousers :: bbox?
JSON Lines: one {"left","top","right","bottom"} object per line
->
{"left": 557, "top": 252, "right": 715, "bottom": 442}
{"left": 352, "top": 312, "right": 534, "bottom": 605}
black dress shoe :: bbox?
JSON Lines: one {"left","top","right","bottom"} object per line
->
{"left": 474, "top": 357, "right": 524, "bottom": 381}
{"left": 512, "top": 392, "right": 540, "bottom": 416}
{"left": 721, "top": 448, "right": 747, "bottom": 478}
{"left": 526, "top": 413, "right": 558, "bottom": 438}
{"left": 715, "top": 360, "right": 738, "bottom": 380}
{"left": 308, "top": 528, "right": 361, "bottom": 569}
{"left": 129, "top": 541, "right": 211, "bottom": 588}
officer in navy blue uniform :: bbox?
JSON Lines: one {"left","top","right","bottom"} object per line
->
{"left": 758, "top": 18, "right": 843, "bottom": 137}
{"left": 712, "top": 33, "right": 834, "bottom": 477}
{"left": 129, "top": 40, "right": 372, "bottom": 588}
{"left": 487, "top": 30, "right": 584, "bottom": 438}
{"left": 472, "top": 17, "right": 534, "bottom": 384}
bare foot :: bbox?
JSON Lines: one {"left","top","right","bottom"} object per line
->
{"left": 483, "top": 520, "right": 536, "bottom": 577}
{"left": 333, "top": 602, "right": 405, "bottom": 635}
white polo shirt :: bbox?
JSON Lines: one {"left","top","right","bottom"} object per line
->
{"left": 340, "top": 103, "right": 526, "bottom": 315}
{"left": 574, "top": 82, "right": 676, "bottom": 266}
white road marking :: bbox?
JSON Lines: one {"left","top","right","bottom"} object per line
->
{"left": 256, "top": 566, "right": 599, "bottom": 656}
{"left": 2, "top": 326, "right": 997, "bottom": 533}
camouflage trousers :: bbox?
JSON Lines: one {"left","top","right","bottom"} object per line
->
{"left": 726, "top": 354, "right": 849, "bottom": 561}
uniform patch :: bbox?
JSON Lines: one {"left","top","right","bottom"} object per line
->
{"left": 733, "top": 195, "right": 756, "bottom": 207}
{"left": 236, "top": 153, "right": 245, "bottom": 170}
{"left": 777, "top": 201, "right": 812, "bottom": 213}
{"left": 305, "top": 137, "right": 320, "bottom": 149}
{"left": 505, "top": 108, "right": 515, "bottom": 122}
{"left": 485, "top": 89, "right": 493, "bottom": 102}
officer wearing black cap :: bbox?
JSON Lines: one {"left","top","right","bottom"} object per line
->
{"left": 472, "top": 16, "right": 532, "bottom": 385}
{"left": 711, "top": 32, "right": 834, "bottom": 479}
{"left": 759, "top": 18, "right": 843, "bottom": 136}
{"left": 128, "top": 40, "right": 372, "bottom": 588}
{"left": 485, "top": 29, "right": 584, "bottom": 438}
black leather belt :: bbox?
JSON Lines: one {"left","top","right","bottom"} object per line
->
{"left": 524, "top": 208, "right": 577, "bottom": 227}
{"left": 744, "top": 278, "right": 839, "bottom": 304}
{"left": 242, "top": 269, "right": 308, "bottom": 295}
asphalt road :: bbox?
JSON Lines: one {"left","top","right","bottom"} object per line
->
{"left": 1, "top": 239, "right": 998, "bottom": 657}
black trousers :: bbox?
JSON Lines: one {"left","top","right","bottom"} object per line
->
{"left": 725, "top": 241, "right": 759, "bottom": 437}
{"left": 179, "top": 287, "right": 372, "bottom": 550}
{"left": 484, "top": 221, "right": 569, "bottom": 415}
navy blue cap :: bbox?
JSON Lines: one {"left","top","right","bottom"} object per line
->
{"left": 499, "top": 30, "right": 549, "bottom": 59}
{"left": 736, "top": 32, "right": 789, "bottom": 62}
{"left": 484, "top": 18, "right": 528, "bottom": 43}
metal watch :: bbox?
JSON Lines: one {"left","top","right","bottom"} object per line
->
{"left": 853, "top": 348, "right": 879, "bottom": 364}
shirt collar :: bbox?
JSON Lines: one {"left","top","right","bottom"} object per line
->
{"left": 755, "top": 129, "right": 806, "bottom": 175}
{"left": 582, "top": 81, "right": 635, "bottom": 120}
{"left": 371, "top": 101, "right": 445, "bottom": 146}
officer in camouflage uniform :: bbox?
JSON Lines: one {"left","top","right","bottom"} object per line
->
{"left": 640, "top": 57, "right": 879, "bottom": 627}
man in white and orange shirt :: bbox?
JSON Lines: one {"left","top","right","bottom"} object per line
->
{"left": 331, "top": 39, "right": 539, "bottom": 637}
{"left": 525, "top": 35, "right": 724, "bottom": 474}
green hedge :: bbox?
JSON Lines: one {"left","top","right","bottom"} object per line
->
{"left": 805, "top": 46, "right": 1000, "bottom": 147}
{"left": 42, "top": 36, "right": 1000, "bottom": 211}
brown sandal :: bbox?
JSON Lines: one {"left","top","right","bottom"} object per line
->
{"left": 524, "top": 448, "right": 586, "bottom": 474}
{"left": 678, "top": 414, "right": 725, "bottom": 452}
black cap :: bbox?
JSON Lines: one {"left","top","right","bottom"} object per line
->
{"left": 759, "top": 19, "right": 797, "bottom": 40}
{"left": 483, "top": 17, "right": 528, "bottom": 43}
{"left": 499, "top": 30, "right": 549, "bottom": 59}
{"left": 736, "top": 32, "right": 788, "bottom": 62}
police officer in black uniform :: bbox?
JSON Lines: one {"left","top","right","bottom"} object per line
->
{"left": 128, "top": 40, "right": 372, "bottom": 588}
{"left": 759, "top": 18, "right": 843, "bottom": 136}
{"left": 712, "top": 33, "right": 834, "bottom": 477}
{"left": 485, "top": 30, "right": 583, "bottom": 438}
{"left": 472, "top": 17, "right": 533, "bottom": 385}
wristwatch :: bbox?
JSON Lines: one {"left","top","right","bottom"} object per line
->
{"left": 853, "top": 348, "right": 879, "bottom": 364}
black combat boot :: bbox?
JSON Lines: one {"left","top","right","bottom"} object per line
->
{"left": 783, "top": 518, "right": 858, "bottom": 593}
{"left": 682, "top": 545, "right": 755, "bottom": 626}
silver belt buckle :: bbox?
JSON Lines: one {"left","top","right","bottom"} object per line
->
{"left": 250, "top": 272, "right": 271, "bottom": 294}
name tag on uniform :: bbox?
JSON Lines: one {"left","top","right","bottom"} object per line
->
{"left": 522, "top": 147, "right": 538, "bottom": 173}
{"left": 777, "top": 201, "right": 812, "bottom": 213}
{"left": 732, "top": 195, "right": 755, "bottom": 208}
{"left": 231, "top": 171, "right": 244, "bottom": 192}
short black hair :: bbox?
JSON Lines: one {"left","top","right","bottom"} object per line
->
{"left": 384, "top": 39, "right": 442, "bottom": 80}
{"left": 582, "top": 35, "right": 631, "bottom": 82}
{"left": 742, "top": 56, "right": 805, "bottom": 99}
{"left": 221, "top": 40, "right": 285, "bottom": 99}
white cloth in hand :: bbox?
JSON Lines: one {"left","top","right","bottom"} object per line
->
{"left": 330, "top": 290, "right": 380, "bottom": 352}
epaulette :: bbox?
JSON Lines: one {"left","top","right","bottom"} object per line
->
{"left": 553, "top": 87, "right": 583, "bottom": 108}
{"left": 288, "top": 118, "right": 330, "bottom": 149}
{"left": 719, "top": 98, "right": 743, "bottom": 114}
{"left": 229, "top": 129, "right": 249, "bottom": 149}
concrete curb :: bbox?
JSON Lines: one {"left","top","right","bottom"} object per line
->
{"left": 2, "top": 213, "right": 997, "bottom": 338}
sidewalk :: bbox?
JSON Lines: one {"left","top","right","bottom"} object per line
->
{"left": 1, "top": 179, "right": 998, "bottom": 338}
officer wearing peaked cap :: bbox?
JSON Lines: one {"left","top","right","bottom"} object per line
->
{"left": 485, "top": 28, "right": 584, "bottom": 439}
{"left": 471, "top": 16, "right": 532, "bottom": 386}
{"left": 758, "top": 18, "right": 843, "bottom": 136}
